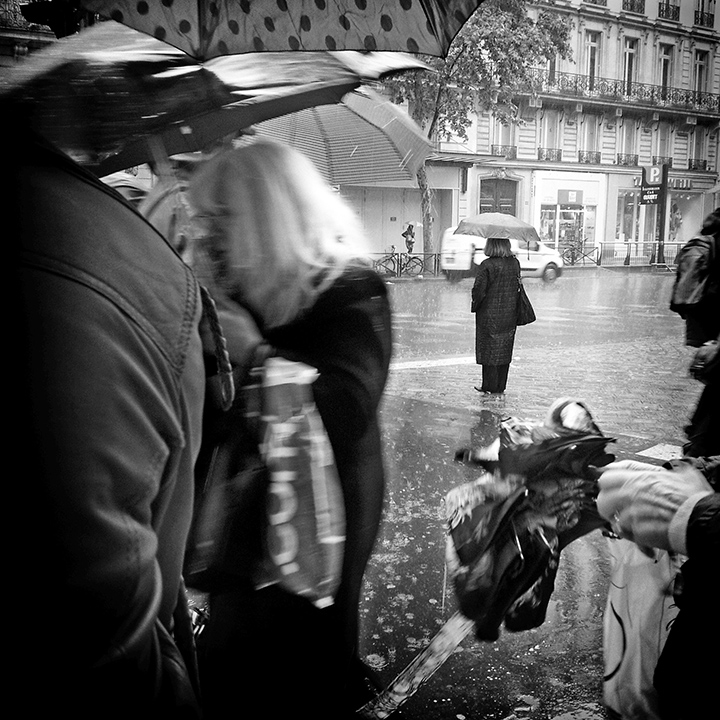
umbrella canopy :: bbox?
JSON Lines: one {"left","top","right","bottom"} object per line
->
{"left": 1, "top": 21, "right": 427, "bottom": 173}
{"left": 455, "top": 212, "right": 542, "bottom": 244}
{"left": 81, "top": 1, "right": 486, "bottom": 61}
{"left": 250, "top": 86, "right": 431, "bottom": 184}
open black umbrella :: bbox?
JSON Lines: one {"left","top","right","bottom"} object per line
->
{"left": 81, "top": 0, "right": 486, "bottom": 60}
{"left": 2, "top": 21, "right": 426, "bottom": 173}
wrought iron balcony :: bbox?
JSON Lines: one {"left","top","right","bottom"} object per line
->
{"left": 491, "top": 144, "right": 517, "bottom": 159}
{"left": 695, "top": 11, "right": 715, "bottom": 27}
{"left": 578, "top": 150, "right": 601, "bottom": 164}
{"left": 658, "top": 2, "right": 680, "bottom": 21}
{"left": 538, "top": 148, "right": 562, "bottom": 161}
{"left": 688, "top": 158, "right": 709, "bottom": 171}
{"left": 652, "top": 156, "right": 673, "bottom": 167}
{"left": 616, "top": 153, "right": 639, "bottom": 166}
{"left": 524, "top": 68, "right": 719, "bottom": 114}
{"left": 622, "top": 0, "right": 645, "bottom": 13}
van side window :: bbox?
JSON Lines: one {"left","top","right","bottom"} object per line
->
{"left": 529, "top": 240, "right": 539, "bottom": 251}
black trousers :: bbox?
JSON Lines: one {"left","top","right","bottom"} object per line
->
{"left": 481, "top": 364, "right": 510, "bottom": 393}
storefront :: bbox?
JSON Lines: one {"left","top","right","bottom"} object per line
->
{"left": 530, "top": 170, "right": 606, "bottom": 256}
{"left": 608, "top": 170, "right": 716, "bottom": 264}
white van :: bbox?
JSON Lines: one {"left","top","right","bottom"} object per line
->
{"left": 439, "top": 226, "right": 564, "bottom": 283}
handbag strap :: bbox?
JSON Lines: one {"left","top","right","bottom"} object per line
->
{"left": 199, "top": 285, "right": 235, "bottom": 412}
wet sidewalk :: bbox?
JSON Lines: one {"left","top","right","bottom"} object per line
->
{"left": 358, "top": 270, "right": 696, "bottom": 719}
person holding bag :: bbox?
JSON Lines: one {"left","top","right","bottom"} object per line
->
{"left": 186, "top": 139, "right": 393, "bottom": 719}
{"left": 471, "top": 237, "right": 534, "bottom": 396}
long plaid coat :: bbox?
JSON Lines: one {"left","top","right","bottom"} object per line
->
{"left": 471, "top": 256, "right": 521, "bottom": 365}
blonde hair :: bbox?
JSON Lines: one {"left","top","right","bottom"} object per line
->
{"left": 188, "top": 138, "right": 369, "bottom": 329}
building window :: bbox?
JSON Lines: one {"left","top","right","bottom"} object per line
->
{"left": 690, "top": 129, "right": 707, "bottom": 170}
{"left": 548, "top": 54, "right": 557, "bottom": 84}
{"left": 656, "top": 121, "right": 671, "bottom": 159}
{"left": 584, "top": 113, "right": 600, "bottom": 153}
{"left": 659, "top": 2, "right": 680, "bottom": 21}
{"left": 622, "top": 0, "right": 646, "bottom": 13}
{"left": 695, "top": 0, "right": 716, "bottom": 27}
{"left": 694, "top": 50, "right": 709, "bottom": 95}
{"left": 541, "top": 109, "right": 560, "bottom": 150}
{"left": 623, "top": 38, "right": 638, "bottom": 95}
{"left": 659, "top": 44, "right": 673, "bottom": 100}
{"left": 585, "top": 31, "right": 601, "bottom": 91}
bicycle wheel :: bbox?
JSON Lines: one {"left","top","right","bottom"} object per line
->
{"left": 373, "top": 255, "right": 396, "bottom": 277}
{"left": 403, "top": 256, "right": 424, "bottom": 277}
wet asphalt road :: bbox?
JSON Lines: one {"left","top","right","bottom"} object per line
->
{"left": 358, "top": 268, "right": 698, "bottom": 720}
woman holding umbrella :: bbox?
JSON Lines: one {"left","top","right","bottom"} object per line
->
{"left": 186, "top": 138, "right": 393, "bottom": 719}
{"left": 471, "top": 237, "right": 522, "bottom": 396}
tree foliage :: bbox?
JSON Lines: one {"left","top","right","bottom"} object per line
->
{"left": 385, "top": 0, "right": 573, "bottom": 141}
{"left": 381, "top": 0, "right": 573, "bottom": 252}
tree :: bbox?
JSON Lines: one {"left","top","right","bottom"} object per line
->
{"left": 382, "top": 0, "right": 573, "bottom": 253}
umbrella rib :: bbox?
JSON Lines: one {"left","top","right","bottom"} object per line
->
{"left": 315, "top": 107, "right": 338, "bottom": 186}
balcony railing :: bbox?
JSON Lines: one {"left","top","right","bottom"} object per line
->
{"left": 622, "top": 0, "right": 645, "bottom": 13}
{"left": 578, "top": 150, "right": 601, "bottom": 164}
{"left": 658, "top": 2, "right": 679, "bottom": 21}
{"left": 695, "top": 11, "right": 715, "bottom": 27}
{"left": 491, "top": 144, "right": 517, "bottom": 159}
{"left": 652, "top": 155, "right": 673, "bottom": 167}
{"left": 689, "top": 158, "right": 709, "bottom": 171}
{"left": 524, "top": 68, "right": 719, "bottom": 114}
{"left": 617, "top": 153, "right": 639, "bottom": 166}
{"left": 538, "top": 147, "right": 562, "bottom": 161}
{"left": 583, "top": 0, "right": 607, "bottom": 5}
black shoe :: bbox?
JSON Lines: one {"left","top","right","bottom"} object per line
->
{"left": 474, "top": 386, "right": 490, "bottom": 394}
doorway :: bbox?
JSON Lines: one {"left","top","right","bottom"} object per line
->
{"left": 479, "top": 178, "right": 517, "bottom": 215}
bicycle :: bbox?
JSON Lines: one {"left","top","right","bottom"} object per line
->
{"left": 561, "top": 238, "right": 597, "bottom": 266}
{"left": 373, "top": 247, "right": 425, "bottom": 278}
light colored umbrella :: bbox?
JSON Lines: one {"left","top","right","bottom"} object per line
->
{"left": 455, "top": 212, "right": 542, "bottom": 244}
{"left": 2, "top": 21, "right": 426, "bottom": 174}
{"left": 250, "top": 86, "right": 431, "bottom": 184}
{"left": 81, "top": 0, "right": 486, "bottom": 60}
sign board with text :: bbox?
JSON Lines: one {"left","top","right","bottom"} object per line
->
{"left": 640, "top": 165, "right": 668, "bottom": 205}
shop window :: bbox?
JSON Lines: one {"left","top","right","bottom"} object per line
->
{"left": 616, "top": 190, "right": 640, "bottom": 242}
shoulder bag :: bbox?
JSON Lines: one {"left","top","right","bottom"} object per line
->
{"left": 516, "top": 278, "right": 536, "bottom": 326}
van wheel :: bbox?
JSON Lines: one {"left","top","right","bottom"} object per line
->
{"left": 542, "top": 264, "right": 559, "bottom": 283}
{"left": 446, "top": 271, "right": 463, "bottom": 283}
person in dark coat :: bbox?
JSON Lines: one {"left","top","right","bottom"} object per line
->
{"left": 186, "top": 139, "right": 393, "bottom": 720}
{"left": 13, "top": 129, "right": 205, "bottom": 718}
{"left": 471, "top": 237, "right": 522, "bottom": 395}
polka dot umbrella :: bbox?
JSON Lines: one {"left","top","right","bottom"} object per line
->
{"left": 2, "top": 21, "right": 427, "bottom": 174}
{"left": 81, "top": 0, "right": 486, "bottom": 61}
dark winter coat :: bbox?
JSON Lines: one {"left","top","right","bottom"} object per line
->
{"left": 197, "top": 266, "right": 393, "bottom": 719}
{"left": 670, "top": 233, "right": 720, "bottom": 348}
{"left": 471, "top": 256, "right": 522, "bottom": 365}
{"left": 653, "top": 482, "right": 719, "bottom": 719}
{"left": 14, "top": 131, "right": 205, "bottom": 718}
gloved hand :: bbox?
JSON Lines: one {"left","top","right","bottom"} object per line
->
{"left": 597, "top": 459, "right": 713, "bottom": 554}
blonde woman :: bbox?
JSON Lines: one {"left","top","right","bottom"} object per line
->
{"left": 188, "top": 139, "right": 393, "bottom": 719}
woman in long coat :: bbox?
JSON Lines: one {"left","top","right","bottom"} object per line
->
{"left": 471, "top": 237, "right": 521, "bottom": 395}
